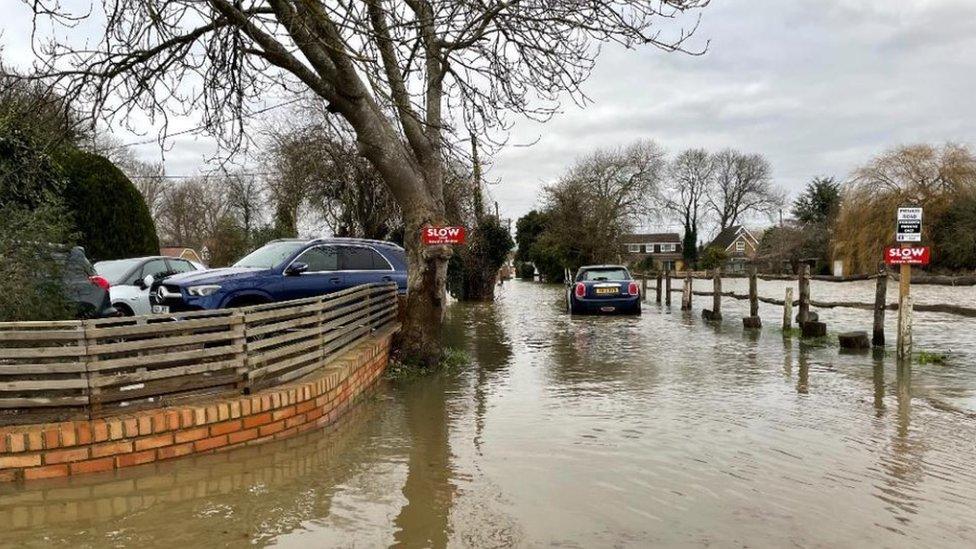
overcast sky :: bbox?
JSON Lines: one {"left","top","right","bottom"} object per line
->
{"left": 5, "top": 0, "right": 976, "bottom": 238}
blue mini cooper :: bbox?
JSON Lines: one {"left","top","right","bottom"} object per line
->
{"left": 567, "top": 265, "right": 641, "bottom": 315}
{"left": 150, "top": 238, "right": 407, "bottom": 313}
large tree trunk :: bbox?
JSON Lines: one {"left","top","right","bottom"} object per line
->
{"left": 396, "top": 208, "right": 451, "bottom": 367}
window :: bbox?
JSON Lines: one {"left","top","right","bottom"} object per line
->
{"left": 295, "top": 246, "right": 338, "bottom": 271}
{"left": 644, "top": 244, "right": 654, "bottom": 254}
{"left": 579, "top": 268, "right": 630, "bottom": 281}
{"left": 167, "top": 259, "right": 196, "bottom": 273}
{"left": 339, "top": 246, "right": 390, "bottom": 270}
{"left": 139, "top": 259, "right": 171, "bottom": 280}
{"left": 627, "top": 244, "right": 641, "bottom": 253}
{"left": 665, "top": 243, "right": 677, "bottom": 252}
{"left": 735, "top": 240, "right": 746, "bottom": 253}
{"left": 235, "top": 241, "right": 306, "bottom": 269}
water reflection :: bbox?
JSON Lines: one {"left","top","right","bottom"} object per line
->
{"left": 392, "top": 375, "right": 455, "bottom": 548}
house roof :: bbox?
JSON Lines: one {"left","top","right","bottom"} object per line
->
{"left": 160, "top": 247, "right": 204, "bottom": 262}
{"left": 620, "top": 232, "right": 681, "bottom": 244}
{"left": 709, "top": 225, "right": 758, "bottom": 250}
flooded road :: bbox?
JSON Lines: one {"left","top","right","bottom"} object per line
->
{"left": 2, "top": 280, "right": 976, "bottom": 547}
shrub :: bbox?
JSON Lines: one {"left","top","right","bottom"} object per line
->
{"left": 58, "top": 149, "right": 159, "bottom": 261}
{"left": 699, "top": 246, "right": 730, "bottom": 270}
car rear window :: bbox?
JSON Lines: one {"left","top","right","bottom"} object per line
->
{"left": 579, "top": 268, "right": 630, "bottom": 281}
{"left": 339, "top": 246, "right": 391, "bottom": 270}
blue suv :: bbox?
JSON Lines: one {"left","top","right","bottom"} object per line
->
{"left": 150, "top": 238, "right": 407, "bottom": 312}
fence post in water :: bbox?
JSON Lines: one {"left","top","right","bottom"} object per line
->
{"left": 665, "top": 271, "right": 672, "bottom": 306}
{"left": 798, "top": 264, "right": 811, "bottom": 324}
{"left": 783, "top": 287, "right": 794, "bottom": 331}
{"left": 873, "top": 263, "right": 888, "bottom": 347}
{"left": 704, "top": 268, "right": 722, "bottom": 321}
{"left": 655, "top": 271, "right": 663, "bottom": 304}
{"left": 743, "top": 265, "right": 762, "bottom": 329}
{"left": 897, "top": 294, "right": 914, "bottom": 360}
{"left": 713, "top": 269, "right": 722, "bottom": 318}
{"left": 681, "top": 273, "right": 692, "bottom": 311}
{"left": 641, "top": 275, "right": 648, "bottom": 302}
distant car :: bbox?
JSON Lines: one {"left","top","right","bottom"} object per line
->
{"left": 53, "top": 246, "right": 117, "bottom": 319}
{"left": 95, "top": 256, "right": 205, "bottom": 316}
{"left": 150, "top": 238, "right": 407, "bottom": 313}
{"left": 567, "top": 265, "right": 641, "bottom": 315}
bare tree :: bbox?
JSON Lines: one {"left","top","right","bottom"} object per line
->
{"left": 226, "top": 172, "right": 265, "bottom": 240}
{"left": 708, "top": 149, "right": 781, "bottom": 231}
{"left": 157, "top": 177, "right": 230, "bottom": 258}
{"left": 663, "top": 148, "right": 713, "bottom": 264}
{"left": 263, "top": 108, "right": 402, "bottom": 240}
{"left": 26, "top": 0, "right": 708, "bottom": 364}
{"left": 542, "top": 140, "right": 666, "bottom": 268}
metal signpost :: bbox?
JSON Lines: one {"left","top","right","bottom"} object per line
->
{"left": 893, "top": 207, "right": 924, "bottom": 359}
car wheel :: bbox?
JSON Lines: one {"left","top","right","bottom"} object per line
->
{"left": 114, "top": 303, "right": 134, "bottom": 317}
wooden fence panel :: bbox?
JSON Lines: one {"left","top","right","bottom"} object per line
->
{"left": 245, "top": 283, "right": 397, "bottom": 391}
{"left": 84, "top": 310, "right": 244, "bottom": 415}
{"left": 0, "top": 322, "right": 88, "bottom": 425}
{"left": 0, "top": 282, "right": 399, "bottom": 423}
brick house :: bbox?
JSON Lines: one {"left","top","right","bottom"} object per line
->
{"left": 708, "top": 225, "right": 759, "bottom": 272}
{"left": 619, "top": 233, "right": 684, "bottom": 271}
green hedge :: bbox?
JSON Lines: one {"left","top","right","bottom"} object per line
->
{"left": 58, "top": 149, "right": 159, "bottom": 261}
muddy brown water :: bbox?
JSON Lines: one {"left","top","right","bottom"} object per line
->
{"left": 1, "top": 280, "right": 975, "bottom": 547}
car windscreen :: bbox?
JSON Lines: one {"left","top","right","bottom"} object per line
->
{"left": 95, "top": 259, "right": 140, "bottom": 284}
{"left": 234, "top": 241, "right": 306, "bottom": 269}
{"left": 579, "top": 268, "right": 630, "bottom": 281}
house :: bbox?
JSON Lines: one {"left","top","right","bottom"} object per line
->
{"left": 619, "top": 233, "right": 684, "bottom": 271}
{"left": 708, "top": 225, "right": 759, "bottom": 272}
{"left": 160, "top": 246, "right": 206, "bottom": 266}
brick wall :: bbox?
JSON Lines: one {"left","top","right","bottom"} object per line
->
{"left": 0, "top": 327, "right": 396, "bottom": 483}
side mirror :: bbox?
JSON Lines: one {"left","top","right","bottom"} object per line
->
{"left": 141, "top": 274, "right": 155, "bottom": 290}
{"left": 285, "top": 262, "right": 309, "bottom": 276}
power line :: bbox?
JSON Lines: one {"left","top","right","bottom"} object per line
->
{"left": 106, "top": 97, "right": 305, "bottom": 150}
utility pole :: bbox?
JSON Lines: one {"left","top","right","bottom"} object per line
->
{"left": 471, "top": 135, "right": 484, "bottom": 221}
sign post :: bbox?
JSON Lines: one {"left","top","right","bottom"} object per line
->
{"left": 894, "top": 207, "right": 923, "bottom": 360}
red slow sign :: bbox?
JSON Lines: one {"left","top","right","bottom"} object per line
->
{"left": 422, "top": 226, "right": 466, "bottom": 245}
{"left": 885, "top": 246, "right": 930, "bottom": 265}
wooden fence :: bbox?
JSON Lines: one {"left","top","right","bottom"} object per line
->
{"left": 0, "top": 283, "right": 398, "bottom": 425}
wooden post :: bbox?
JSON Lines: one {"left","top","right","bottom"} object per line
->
{"left": 798, "top": 264, "right": 811, "bottom": 324}
{"left": 681, "top": 273, "right": 692, "bottom": 311}
{"left": 641, "top": 275, "right": 648, "bottom": 302}
{"left": 665, "top": 271, "right": 672, "bottom": 306}
{"left": 783, "top": 287, "right": 794, "bottom": 331}
{"left": 749, "top": 266, "right": 759, "bottom": 317}
{"left": 655, "top": 271, "right": 663, "bottom": 304}
{"left": 896, "top": 242, "right": 913, "bottom": 359}
{"left": 897, "top": 294, "right": 913, "bottom": 359}
{"left": 873, "top": 264, "right": 888, "bottom": 347}
{"left": 711, "top": 269, "right": 722, "bottom": 319}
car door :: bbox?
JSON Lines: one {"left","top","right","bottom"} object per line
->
{"left": 337, "top": 245, "right": 398, "bottom": 290}
{"left": 279, "top": 245, "right": 344, "bottom": 300}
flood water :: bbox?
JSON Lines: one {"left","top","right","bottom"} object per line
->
{"left": 2, "top": 279, "right": 976, "bottom": 547}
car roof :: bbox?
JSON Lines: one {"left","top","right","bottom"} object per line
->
{"left": 579, "top": 265, "right": 629, "bottom": 270}
{"left": 268, "top": 237, "right": 405, "bottom": 251}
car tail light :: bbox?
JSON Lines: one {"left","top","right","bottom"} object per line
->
{"left": 574, "top": 283, "right": 586, "bottom": 298}
{"left": 628, "top": 282, "right": 639, "bottom": 296}
{"left": 89, "top": 275, "right": 110, "bottom": 290}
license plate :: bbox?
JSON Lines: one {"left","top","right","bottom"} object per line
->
{"left": 595, "top": 287, "right": 619, "bottom": 295}
{"left": 600, "top": 306, "right": 616, "bottom": 312}
{"left": 152, "top": 305, "right": 169, "bottom": 314}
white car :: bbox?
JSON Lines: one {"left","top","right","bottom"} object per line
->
{"left": 95, "top": 256, "right": 206, "bottom": 316}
